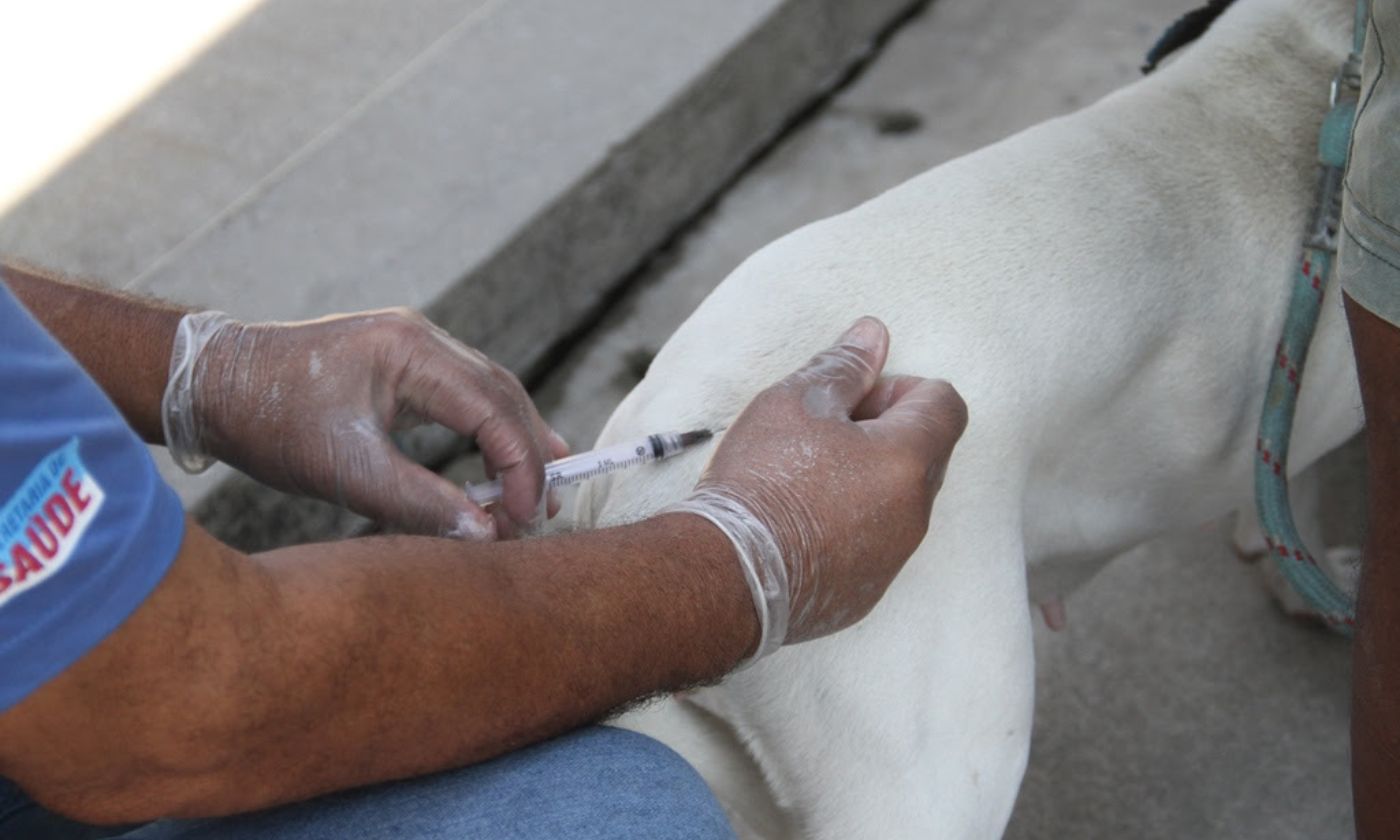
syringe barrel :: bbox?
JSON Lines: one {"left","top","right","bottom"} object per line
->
{"left": 464, "top": 433, "right": 681, "bottom": 508}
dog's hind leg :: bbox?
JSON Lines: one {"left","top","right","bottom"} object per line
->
{"left": 1231, "top": 461, "right": 1361, "bottom": 622}
{"left": 682, "top": 482, "right": 1035, "bottom": 840}
{"left": 619, "top": 694, "right": 794, "bottom": 838}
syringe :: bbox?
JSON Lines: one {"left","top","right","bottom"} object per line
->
{"left": 465, "top": 429, "right": 713, "bottom": 508}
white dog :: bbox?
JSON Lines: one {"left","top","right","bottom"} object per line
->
{"left": 576, "top": 0, "right": 1362, "bottom": 836}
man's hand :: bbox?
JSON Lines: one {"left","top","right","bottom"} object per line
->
{"left": 671, "top": 317, "right": 967, "bottom": 656}
{"left": 0, "top": 266, "right": 565, "bottom": 537}
{"left": 164, "top": 309, "right": 568, "bottom": 538}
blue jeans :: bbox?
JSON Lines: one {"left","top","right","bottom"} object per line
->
{"left": 0, "top": 727, "right": 736, "bottom": 840}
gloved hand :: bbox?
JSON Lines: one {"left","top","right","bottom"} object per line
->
{"left": 667, "top": 317, "right": 966, "bottom": 661}
{"left": 161, "top": 308, "right": 568, "bottom": 539}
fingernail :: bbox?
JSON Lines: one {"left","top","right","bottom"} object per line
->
{"left": 447, "top": 510, "right": 497, "bottom": 542}
{"left": 530, "top": 492, "right": 549, "bottom": 530}
{"left": 548, "top": 429, "right": 569, "bottom": 454}
{"left": 845, "top": 317, "right": 884, "bottom": 349}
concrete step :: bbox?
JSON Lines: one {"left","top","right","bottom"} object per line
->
{"left": 1, "top": 0, "right": 926, "bottom": 547}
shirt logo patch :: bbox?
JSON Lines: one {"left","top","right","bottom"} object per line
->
{"left": 0, "top": 439, "right": 106, "bottom": 608}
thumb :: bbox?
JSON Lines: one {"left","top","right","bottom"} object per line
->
{"left": 782, "top": 316, "right": 890, "bottom": 417}
{"left": 353, "top": 451, "right": 498, "bottom": 540}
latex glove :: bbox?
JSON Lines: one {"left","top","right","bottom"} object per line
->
{"left": 667, "top": 317, "right": 966, "bottom": 661}
{"left": 162, "top": 309, "right": 568, "bottom": 539}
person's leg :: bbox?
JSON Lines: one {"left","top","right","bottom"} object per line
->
{"left": 110, "top": 726, "right": 734, "bottom": 840}
{"left": 1346, "top": 299, "right": 1400, "bottom": 839}
{"left": 1340, "top": 3, "right": 1400, "bottom": 836}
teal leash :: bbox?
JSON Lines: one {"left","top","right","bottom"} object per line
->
{"left": 1252, "top": 0, "right": 1367, "bottom": 634}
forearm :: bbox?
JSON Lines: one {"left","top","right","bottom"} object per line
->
{"left": 4, "top": 514, "right": 755, "bottom": 822}
{"left": 1346, "top": 296, "right": 1400, "bottom": 839}
{"left": 2, "top": 261, "right": 187, "bottom": 442}
{"left": 234, "top": 514, "right": 754, "bottom": 812}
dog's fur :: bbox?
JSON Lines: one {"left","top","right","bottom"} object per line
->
{"left": 576, "top": 1, "right": 1362, "bottom": 836}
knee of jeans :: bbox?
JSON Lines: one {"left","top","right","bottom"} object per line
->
{"left": 548, "top": 727, "right": 735, "bottom": 840}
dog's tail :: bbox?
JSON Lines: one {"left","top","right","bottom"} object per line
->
{"left": 1141, "top": 0, "right": 1238, "bottom": 73}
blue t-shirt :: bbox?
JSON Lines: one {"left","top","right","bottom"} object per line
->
{"left": 0, "top": 282, "right": 185, "bottom": 713}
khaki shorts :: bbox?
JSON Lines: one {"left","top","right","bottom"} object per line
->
{"left": 1340, "top": 0, "right": 1400, "bottom": 327}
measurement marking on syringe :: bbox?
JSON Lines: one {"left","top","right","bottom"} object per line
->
{"left": 547, "top": 460, "right": 644, "bottom": 486}
{"left": 465, "top": 430, "right": 713, "bottom": 509}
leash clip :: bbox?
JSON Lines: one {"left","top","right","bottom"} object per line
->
{"left": 1304, "top": 166, "right": 1344, "bottom": 253}
{"left": 1329, "top": 53, "right": 1362, "bottom": 108}
{"left": 1308, "top": 52, "right": 1364, "bottom": 252}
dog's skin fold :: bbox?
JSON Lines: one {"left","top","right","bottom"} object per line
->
{"left": 576, "top": 1, "right": 1361, "bottom": 836}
